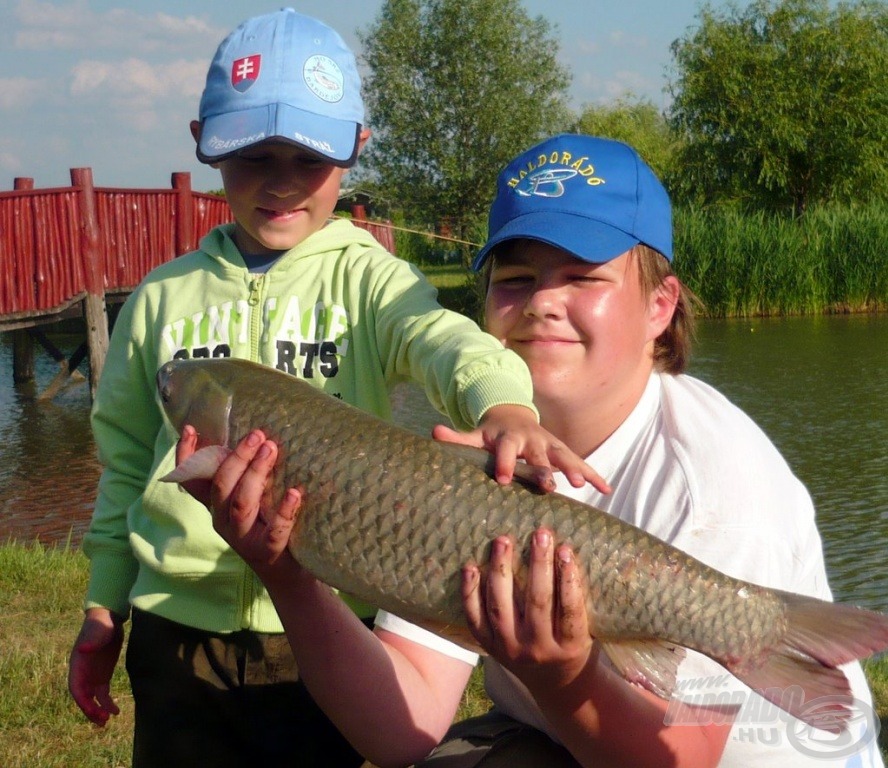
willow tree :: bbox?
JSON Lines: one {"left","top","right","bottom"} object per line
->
{"left": 668, "top": 0, "right": 888, "bottom": 216}
{"left": 572, "top": 98, "right": 679, "bottom": 185}
{"left": 358, "top": 0, "right": 571, "bottom": 247}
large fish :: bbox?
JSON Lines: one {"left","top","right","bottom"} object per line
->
{"left": 158, "top": 357, "right": 888, "bottom": 733}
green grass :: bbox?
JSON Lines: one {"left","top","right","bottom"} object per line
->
{"left": 1, "top": 540, "right": 885, "bottom": 766}
{"left": 0, "top": 541, "right": 133, "bottom": 768}
{"left": 0, "top": 540, "right": 487, "bottom": 767}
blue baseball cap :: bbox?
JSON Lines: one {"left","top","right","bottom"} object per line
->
{"left": 472, "top": 134, "right": 673, "bottom": 270}
{"left": 196, "top": 8, "right": 364, "bottom": 167}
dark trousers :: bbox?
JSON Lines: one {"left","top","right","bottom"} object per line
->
{"left": 415, "top": 710, "right": 581, "bottom": 768}
{"left": 126, "top": 608, "right": 367, "bottom": 768}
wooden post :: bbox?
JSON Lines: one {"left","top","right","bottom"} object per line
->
{"left": 11, "top": 178, "right": 36, "bottom": 384}
{"left": 12, "top": 330, "right": 34, "bottom": 383}
{"left": 71, "top": 167, "right": 109, "bottom": 399}
{"left": 172, "top": 172, "right": 195, "bottom": 255}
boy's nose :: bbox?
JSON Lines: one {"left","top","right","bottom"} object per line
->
{"left": 523, "top": 285, "right": 565, "bottom": 319}
{"left": 266, "top": 176, "right": 303, "bottom": 197}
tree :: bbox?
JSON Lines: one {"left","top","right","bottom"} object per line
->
{"left": 357, "top": 0, "right": 571, "bottom": 249}
{"left": 572, "top": 97, "right": 679, "bottom": 185}
{"left": 667, "top": 0, "right": 888, "bottom": 216}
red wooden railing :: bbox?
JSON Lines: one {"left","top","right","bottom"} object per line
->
{"left": 0, "top": 169, "right": 395, "bottom": 324}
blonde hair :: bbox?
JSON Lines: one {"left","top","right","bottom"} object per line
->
{"left": 632, "top": 244, "right": 700, "bottom": 374}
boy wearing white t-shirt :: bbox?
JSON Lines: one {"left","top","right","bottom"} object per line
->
{"left": 180, "top": 134, "right": 883, "bottom": 768}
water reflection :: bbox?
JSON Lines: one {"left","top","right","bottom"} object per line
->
{"left": 0, "top": 335, "right": 99, "bottom": 545}
{"left": 1, "top": 315, "right": 885, "bottom": 611}
{"left": 688, "top": 315, "right": 888, "bottom": 612}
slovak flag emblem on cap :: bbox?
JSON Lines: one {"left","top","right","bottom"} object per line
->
{"left": 231, "top": 55, "right": 261, "bottom": 92}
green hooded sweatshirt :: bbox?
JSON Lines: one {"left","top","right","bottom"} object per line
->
{"left": 83, "top": 220, "right": 536, "bottom": 632}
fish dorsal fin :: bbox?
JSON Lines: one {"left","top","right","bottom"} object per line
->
{"left": 599, "top": 639, "right": 685, "bottom": 699}
{"left": 436, "top": 442, "right": 555, "bottom": 493}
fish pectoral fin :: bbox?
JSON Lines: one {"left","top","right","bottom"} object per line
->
{"left": 598, "top": 638, "right": 685, "bottom": 700}
{"left": 160, "top": 445, "right": 232, "bottom": 483}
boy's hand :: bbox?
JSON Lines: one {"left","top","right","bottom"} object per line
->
{"left": 461, "top": 528, "right": 596, "bottom": 694}
{"left": 176, "top": 428, "right": 301, "bottom": 578}
{"left": 432, "top": 404, "right": 610, "bottom": 493}
{"left": 68, "top": 608, "right": 124, "bottom": 726}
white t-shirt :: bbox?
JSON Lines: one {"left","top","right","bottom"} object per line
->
{"left": 378, "top": 373, "right": 882, "bottom": 767}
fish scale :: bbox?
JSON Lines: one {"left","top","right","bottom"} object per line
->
{"left": 158, "top": 356, "right": 888, "bottom": 732}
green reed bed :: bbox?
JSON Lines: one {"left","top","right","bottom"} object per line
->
{"left": 395, "top": 204, "right": 888, "bottom": 319}
{"left": 674, "top": 205, "right": 888, "bottom": 317}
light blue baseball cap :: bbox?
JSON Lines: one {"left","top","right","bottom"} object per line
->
{"left": 197, "top": 8, "right": 364, "bottom": 167}
{"left": 472, "top": 134, "right": 673, "bottom": 270}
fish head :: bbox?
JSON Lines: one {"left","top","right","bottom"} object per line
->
{"left": 156, "top": 359, "right": 233, "bottom": 448}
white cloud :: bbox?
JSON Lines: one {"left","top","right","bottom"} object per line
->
{"left": 70, "top": 57, "right": 207, "bottom": 101}
{"left": 607, "top": 30, "right": 651, "bottom": 51}
{"left": 573, "top": 67, "right": 665, "bottom": 107}
{"left": 575, "top": 39, "right": 600, "bottom": 56}
{"left": 0, "top": 148, "right": 25, "bottom": 177}
{"left": 0, "top": 77, "right": 45, "bottom": 109}
{"left": 605, "top": 69, "right": 655, "bottom": 98}
{"left": 14, "top": 0, "right": 222, "bottom": 54}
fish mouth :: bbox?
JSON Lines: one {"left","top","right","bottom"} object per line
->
{"left": 156, "top": 362, "right": 175, "bottom": 406}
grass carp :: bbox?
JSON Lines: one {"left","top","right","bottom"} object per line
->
{"left": 157, "top": 357, "right": 888, "bottom": 733}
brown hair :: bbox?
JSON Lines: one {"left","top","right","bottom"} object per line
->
{"left": 632, "top": 244, "right": 700, "bottom": 374}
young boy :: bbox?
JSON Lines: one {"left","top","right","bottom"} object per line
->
{"left": 66, "top": 13, "right": 602, "bottom": 767}
{"left": 188, "top": 134, "right": 883, "bottom": 768}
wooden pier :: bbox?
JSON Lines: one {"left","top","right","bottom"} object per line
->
{"left": 0, "top": 169, "right": 395, "bottom": 399}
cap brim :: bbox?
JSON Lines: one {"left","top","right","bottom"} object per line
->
{"left": 472, "top": 210, "right": 639, "bottom": 271}
{"left": 197, "top": 103, "right": 361, "bottom": 167}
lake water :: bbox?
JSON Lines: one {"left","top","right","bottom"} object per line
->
{"left": 1, "top": 314, "right": 886, "bottom": 611}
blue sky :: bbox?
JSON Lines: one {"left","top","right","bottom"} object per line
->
{"left": 2, "top": 0, "right": 722, "bottom": 191}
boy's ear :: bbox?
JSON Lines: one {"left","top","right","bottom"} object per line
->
{"left": 647, "top": 275, "right": 680, "bottom": 340}
{"left": 190, "top": 120, "right": 221, "bottom": 169}
{"left": 356, "top": 127, "right": 372, "bottom": 154}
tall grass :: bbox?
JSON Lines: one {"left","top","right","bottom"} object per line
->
{"left": 675, "top": 204, "right": 888, "bottom": 317}
{"left": 392, "top": 203, "right": 888, "bottom": 319}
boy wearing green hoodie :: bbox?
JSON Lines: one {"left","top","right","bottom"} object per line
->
{"left": 67, "top": 9, "right": 602, "bottom": 767}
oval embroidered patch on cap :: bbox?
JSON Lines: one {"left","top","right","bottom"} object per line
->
{"left": 303, "top": 55, "right": 345, "bottom": 103}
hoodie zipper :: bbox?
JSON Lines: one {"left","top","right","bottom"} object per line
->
{"left": 247, "top": 274, "right": 266, "bottom": 362}
{"left": 240, "top": 272, "right": 267, "bottom": 627}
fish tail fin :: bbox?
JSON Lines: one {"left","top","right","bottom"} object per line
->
{"left": 733, "top": 592, "right": 888, "bottom": 733}
{"left": 779, "top": 591, "right": 888, "bottom": 666}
